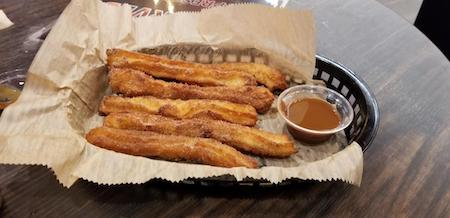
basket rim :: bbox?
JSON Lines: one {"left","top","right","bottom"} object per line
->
{"left": 315, "top": 54, "right": 380, "bottom": 152}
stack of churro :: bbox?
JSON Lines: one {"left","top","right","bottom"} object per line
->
{"left": 86, "top": 49, "right": 295, "bottom": 168}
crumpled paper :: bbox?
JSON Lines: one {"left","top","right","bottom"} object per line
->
{"left": 0, "top": 9, "right": 13, "bottom": 30}
{"left": 0, "top": 0, "right": 363, "bottom": 187}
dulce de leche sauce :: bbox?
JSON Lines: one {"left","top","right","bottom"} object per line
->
{"left": 287, "top": 98, "right": 340, "bottom": 131}
{"left": 0, "top": 84, "right": 21, "bottom": 110}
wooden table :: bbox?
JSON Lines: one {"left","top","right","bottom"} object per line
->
{"left": 1, "top": 0, "right": 449, "bottom": 217}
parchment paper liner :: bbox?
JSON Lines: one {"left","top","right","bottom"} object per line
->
{"left": 0, "top": 9, "right": 13, "bottom": 30}
{"left": 0, "top": 0, "right": 363, "bottom": 187}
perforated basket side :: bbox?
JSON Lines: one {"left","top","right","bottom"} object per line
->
{"left": 314, "top": 55, "right": 379, "bottom": 151}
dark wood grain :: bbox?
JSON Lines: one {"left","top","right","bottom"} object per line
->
{"left": 1, "top": 0, "right": 450, "bottom": 217}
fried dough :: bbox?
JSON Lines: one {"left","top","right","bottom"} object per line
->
{"left": 86, "top": 127, "right": 258, "bottom": 168}
{"left": 99, "top": 96, "right": 258, "bottom": 126}
{"left": 211, "top": 62, "right": 288, "bottom": 91}
{"left": 107, "top": 49, "right": 257, "bottom": 87}
{"left": 104, "top": 113, "right": 296, "bottom": 157}
{"left": 109, "top": 68, "right": 274, "bottom": 113}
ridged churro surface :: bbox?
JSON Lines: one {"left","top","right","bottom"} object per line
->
{"left": 99, "top": 96, "right": 258, "bottom": 126}
{"left": 109, "top": 68, "right": 274, "bottom": 113}
{"left": 107, "top": 49, "right": 257, "bottom": 87}
{"left": 104, "top": 113, "right": 296, "bottom": 157}
{"left": 86, "top": 127, "right": 258, "bottom": 168}
{"left": 211, "top": 62, "right": 288, "bottom": 91}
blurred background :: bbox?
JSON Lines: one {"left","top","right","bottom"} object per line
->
{"left": 378, "top": 0, "right": 449, "bottom": 60}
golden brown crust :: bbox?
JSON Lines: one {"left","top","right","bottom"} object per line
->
{"left": 86, "top": 127, "right": 258, "bottom": 168}
{"left": 109, "top": 68, "right": 274, "bottom": 113}
{"left": 99, "top": 96, "right": 258, "bottom": 126}
{"left": 104, "top": 113, "right": 296, "bottom": 157}
{"left": 106, "top": 49, "right": 257, "bottom": 87}
{"left": 210, "top": 62, "right": 288, "bottom": 91}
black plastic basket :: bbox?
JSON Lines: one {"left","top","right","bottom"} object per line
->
{"left": 188, "top": 55, "right": 379, "bottom": 186}
{"left": 314, "top": 55, "right": 380, "bottom": 151}
{"left": 140, "top": 46, "right": 380, "bottom": 186}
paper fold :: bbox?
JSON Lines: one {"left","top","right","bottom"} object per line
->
{"left": 0, "top": 9, "right": 13, "bottom": 30}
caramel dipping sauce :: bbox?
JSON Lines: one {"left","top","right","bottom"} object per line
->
{"left": 281, "top": 97, "right": 341, "bottom": 143}
{"left": 287, "top": 98, "right": 340, "bottom": 131}
{"left": 0, "top": 84, "right": 21, "bottom": 110}
{"left": 277, "top": 85, "right": 354, "bottom": 144}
